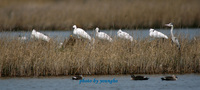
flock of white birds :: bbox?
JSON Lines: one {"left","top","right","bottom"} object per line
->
{"left": 24, "top": 23, "right": 180, "bottom": 49}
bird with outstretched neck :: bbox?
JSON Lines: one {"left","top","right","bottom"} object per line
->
{"left": 165, "top": 23, "right": 181, "bottom": 50}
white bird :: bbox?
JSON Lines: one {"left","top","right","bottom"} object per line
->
{"left": 165, "top": 23, "right": 181, "bottom": 50}
{"left": 73, "top": 25, "right": 91, "bottom": 41}
{"left": 31, "top": 29, "right": 50, "bottom": 42}
{"left": 95, "top": 27, "right": 112, "bottom": 42}
{"left": 117, "top": 29, "right": 133, "bottom": 41}
{"left": 149, "top": 28, "right": 168, "bottom": 39}
{"left": 18, "top": 35, "right": 27, "bottom": 41}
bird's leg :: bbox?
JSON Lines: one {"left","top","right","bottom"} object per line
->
{"left": 178, "top": 45, "right": 181, "bottom": 51}
{"left": 160, "top": 38, "right": 165, "bottom": 48}
{"left": 162, "top": 38, "right": 164, "bottom": 43}
{"left": 77, "top": 35, "right": 80, "bottom": 38}
{"left": 156, "top": 39, "right": 159, "bottom": 48}
{"left": 160, "top": 39, "right": 163, "bottom": 48}
{"left": 171, "top": 39, "right": 173, "bottom": 46}
{"left": 87, "top": 41, "right": 91, "bottom": 48}
{"left": 131, "top": 41, "right": 134, "bottom": 47}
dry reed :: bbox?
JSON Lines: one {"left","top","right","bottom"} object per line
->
{"left": 0, "top": 34, "right": 200, "bottom": 77}
{"left": 0, "top": 0, "right": 200, "bottom": 31}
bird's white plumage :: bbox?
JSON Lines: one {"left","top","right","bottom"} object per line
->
{"left": 95, "top": 27, "right": 112, "bottom": 42}
{"left": 31, "top": 29, "right": 50, "bottom": 42}
{"left": 73, "top": 25, "right": 91, "bottom": 41}
{"left": 117, "top": 29, "right": 133, "bottom": 41}
{"left": 73, "top": 77, "right": 77, "bottom": 79}
{"left": 149, "top": 28, "right": 168, "bottom": 39}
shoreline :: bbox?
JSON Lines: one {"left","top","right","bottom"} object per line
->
{"left": 0, "top": 73, "right": 200, "bottom": 78}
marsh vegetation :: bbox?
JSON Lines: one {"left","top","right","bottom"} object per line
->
{"left": 0, "top": 34, "right": 199, "bottom": 77}
{"left": 0, "top": 0, "right": 199, "bottom": 31}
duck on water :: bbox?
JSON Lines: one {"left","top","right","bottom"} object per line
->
{"left": 161, "top": 75, "right": 178, "bottom": 81}
{"left": 131, "top": 75, "right": 149, "bottom": 80}
{"left": 72, "top": 75, "right": 83, "bottom": 80}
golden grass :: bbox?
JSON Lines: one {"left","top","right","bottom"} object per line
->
{"left": 0, "top": 0, "right": 199, "bottom": 31}
{"left": 0, "top": 35, "right": 200, "bottom": 77}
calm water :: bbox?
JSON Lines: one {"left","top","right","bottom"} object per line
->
{"left": 0, "top": 28, "right": 199, "bottom": 42}
{"left": 0, "top": 29, "right": 200, "bottom": 90}
{"left": 0, "top": 74, "right": 200, "bottom": 90}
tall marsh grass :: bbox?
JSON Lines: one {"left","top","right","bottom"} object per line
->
{"left": 0, "top": 35, "right": 200, "bottom": 77}
{"left": 0, "top": 0, "right": 200, "bottom": 31}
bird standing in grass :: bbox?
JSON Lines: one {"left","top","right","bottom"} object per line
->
{"left": 149, "top": 28, "right": 168, "bottom": 39}
{"left": 95, "top": 27, "right": 112, "bottom": 42}
{"left": 117, "top": 29, "right": 133, "bottom": 42}
{"left": 149, "top": 28, "right": 168, "bottom": 48}
{"left": 31, "top": 29, "right": 50, "bottom": 42}
{"left": 165, "top": 23, "right": 181, "bottom": 50}
{"left": 73, "top": 25, "right": 91, "bottom": 41}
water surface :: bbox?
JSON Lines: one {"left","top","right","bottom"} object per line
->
{"left": 0, "top": 74, "right": 200, "bottom": 90}
{"left": 0, "top": 28, "right": 199, "bottom": 42}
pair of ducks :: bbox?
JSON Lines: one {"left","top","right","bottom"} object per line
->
{"left": 72, "top": 75, "right": 178, "bottom": 81}
{"left": 131, "top": 75, "right": 178, "bottom": 81}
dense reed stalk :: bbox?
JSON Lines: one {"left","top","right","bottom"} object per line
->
{"left": 0, "top": 0, "right": 200, "bottom": 31}
{"left": 0, "top": 35, "right": 199, "bottom": 77}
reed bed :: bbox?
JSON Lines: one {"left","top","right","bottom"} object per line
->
{"left": 0, "top": 0, "right": 200, "bottom": 31}
{"left": 0, "top": 35, "right": 200, "bottom": 77}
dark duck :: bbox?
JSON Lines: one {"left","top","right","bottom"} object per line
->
{"left": 131, "top": 75, "right": 149, "bottom": 80}
{"left": 72, "top": 75, "right": 83, "bottom": 80}
{"left": 161, "top": 75, "right": 178, "bottom": 81}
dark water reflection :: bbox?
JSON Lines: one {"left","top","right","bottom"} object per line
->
{"left": 0, "top": 74, "right": 200, "bottom": 90}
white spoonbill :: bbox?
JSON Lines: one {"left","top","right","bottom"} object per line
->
{"left": 31, "top": 29, "right": 50, "bottom": 42}
{"left": 165, "top": 23, "right": 181, "bottom": 50}
{"left": 95, "top": 27, "right": 112, "bottom": 42}
{"left": 149, "top": 28, "right": 168, "bottom": 39}
{"left": 117, "top": 29, "right": 133, "bottom": 41}
{"left": 73, "top": 25, "right": 91, "bottom": 41}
